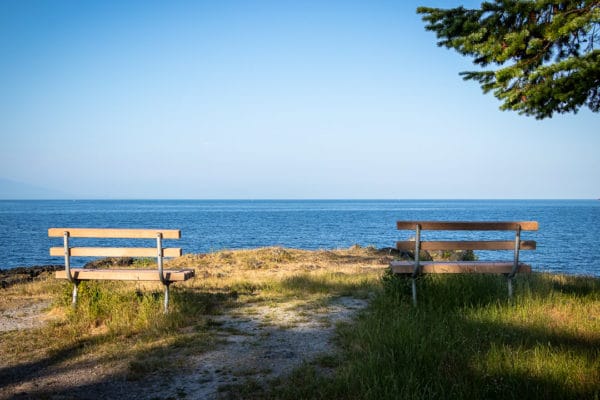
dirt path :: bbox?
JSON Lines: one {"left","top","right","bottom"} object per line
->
{"left": 0, "top": 296, "right": 368, "bottom": 399}
{"left": 0, "top": 298, "right": 52, "bottom": 333}
{"left": 138, "top": 296, "right": 368, "bottom": 399}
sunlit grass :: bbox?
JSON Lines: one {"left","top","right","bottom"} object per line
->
{"left": 0, "top": 246, "right": 386, "bottom": 380}
{"left": 3, "top": 248, "right": 598, "bottom": 399}
{"left": 255, "top": 273, "right": 600, "bottom": 400}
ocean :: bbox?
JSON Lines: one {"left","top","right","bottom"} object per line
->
{"left": 0, "top": 200, "right": 598, "bottom": 277}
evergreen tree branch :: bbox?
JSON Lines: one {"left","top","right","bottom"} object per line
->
{"left": 417, "top": 0, "right": 600, "bottom": 118}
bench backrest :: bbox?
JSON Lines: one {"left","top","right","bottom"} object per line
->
{"left": 395, "top": 221, "right": 538, "bottom": 252}
{"left": 48, "top": 228, "right": 182, "bottom": 259}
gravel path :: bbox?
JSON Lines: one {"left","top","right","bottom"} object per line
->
{"left": 0, "top": 296, "right": 368, "bottom": 399}
{"left": 144, "top": 296, "right": 369, "bottom": 399}
{"left": 0, "top": 299, "right": 52, "bottom": 332}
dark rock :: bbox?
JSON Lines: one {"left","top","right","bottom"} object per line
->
{"left": 428, "top": 250, "right": 477, "bottom": 261}
{"left": 0, "top": 265, "right": 63, "bottom": 289}
{"left": 376, "top": 247, "right": 400, "bottom": 255}
{"left": 84, "top": 257, "right": 134, "bottom": 269}
{"left": 397, "top": 250, "right": 475, "bottom": 262}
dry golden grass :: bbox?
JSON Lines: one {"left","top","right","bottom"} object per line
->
{"left": 171, "top": 245, "right": 388, "bottom": 278}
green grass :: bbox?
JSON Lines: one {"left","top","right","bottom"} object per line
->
{"left": 245, "top": 273, "right": 600, "bottom": 400}
{"left": 3, "top": 249, "right": 599, "bottom": 399}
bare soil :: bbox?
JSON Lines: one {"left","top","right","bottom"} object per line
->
{"left": 0, "top": 298, "right": 53, "bottom": 332}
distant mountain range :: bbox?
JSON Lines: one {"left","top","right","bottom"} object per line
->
{"left": 0, "top": 178, "right": 66, "bottom": 199}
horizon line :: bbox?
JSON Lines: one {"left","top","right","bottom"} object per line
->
{"left": 0, "top": 197, "right": 597, "bottom": 201}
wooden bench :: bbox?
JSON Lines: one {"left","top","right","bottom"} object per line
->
{"left": 389, "top": 221, "right": 538, "bottom": 305}
{"left": 49, "top": 228, "right": 194, "bottom": 312}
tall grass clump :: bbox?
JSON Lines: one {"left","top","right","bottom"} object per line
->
{"left": 0, "top": 279, "right": 226, "bottom": 376}
{"left": 262, "top": 272, "right": 599, "bottom": 400}
{"left": 58, "top": 281, "right": 166, "bottom": 335}
{"left": 58, "top": 279, "right": 231, "bottom": 338}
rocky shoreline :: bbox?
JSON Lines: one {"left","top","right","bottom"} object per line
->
{"left": 0, "top": 265, "right": 63, "bottom": 289}
{"left": 0, "top": 247, "right": 470, "bottom": 290}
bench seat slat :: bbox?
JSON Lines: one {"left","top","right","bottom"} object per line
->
{"left": 396, "top": 221, "right": 538, "bottom": 231}
{"left": 48, "top": 228, "right": 181, "bottom": 239}
{"left": 56, "top": 268, "right": 194, "bottom": 281}
{"left": 390, "top": 261, "right": 531, "bottom": 274}
{"left": 396, "top": 240, "right": 536, "bottom": 251}
{"left": 50, "top": 247, "right": 182, "bottom": 258}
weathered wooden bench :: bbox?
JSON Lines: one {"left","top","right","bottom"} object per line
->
{"left": 389, "top": 221, "right": 538, "bottom": 305}
{"left": 49, "top": 228, "right": 194, "bottom": 312}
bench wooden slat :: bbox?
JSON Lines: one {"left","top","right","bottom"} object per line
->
{"left": 389, "top": 261, "right": 532, "bottom": 274}
{"left": 48, "top": 228, "right": 181, "bottom": 239}
{"left": 56, "top": 268, "right": 194, "bottom": 281}
{"left": 396, "top": 240, "right": 536, "bottom": 251}
{"left": 50, "top": 247, "right": 182, "bottom": 258}
{"left": 396, "top": 221, "right": 538, "bottom": 231}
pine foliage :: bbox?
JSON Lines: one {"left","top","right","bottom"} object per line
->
{"left": 418, "top": 1, "right": 600, "bottom": 119}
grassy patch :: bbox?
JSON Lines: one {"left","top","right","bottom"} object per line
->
{"left": 257, "top": 272, "right": 600, "bottom": 400}
{"left": 7, "top": 247, "right": 596, "bottom": 399}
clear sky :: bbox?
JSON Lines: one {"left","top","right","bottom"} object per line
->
{"left": 1, "top": 0, "right": 598, "bottom": 199}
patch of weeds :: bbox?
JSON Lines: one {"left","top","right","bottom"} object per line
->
{"left": 205, "top": 318, "right": 224, "bottom": 328}
{"left": 171, "top": 331, "right": 216, "bottom": 354}
{"left": 236, "top": 306, "right": 261, "bottom": 316}
{"left": 317, "top": 317, "right": 333, "bottom": 328}
{"left": 264, "top": 364, "right": 332, "bottom": 399}
{"left": 219, "top": 324, "right": 251, "bottom": 336}
{"left": 228, "top": 282, "right": 261, "bottom": 296}
{"left": 128, "top": 357, "right": 168, "bottom": 381}
{"left": 313, "top": 353, "right": 340, "bottom": 369}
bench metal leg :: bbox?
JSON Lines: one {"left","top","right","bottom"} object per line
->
{"left": 507, "top": 225, "right": 521, "bottom": 302}
{"left": 411, "top": 224, "right": 421, "bottom": 307}
{"left": 72, "top": 282, "right": 79, "bottom": 307}
{"left": 163, "top": 284, "right": 170, "bottom": 314}
{"left": 64, "top": 231, "right": 80, "bottom": 308}
{"left": 411, "top": 278, "right": 418, "bottom": 306}
{"left": 156, "top": 233, "right": 171, "bottom": 314}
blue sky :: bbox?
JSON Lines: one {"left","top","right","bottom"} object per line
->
{"left": 1, "top": 0, "right": 598, "bottom": 199}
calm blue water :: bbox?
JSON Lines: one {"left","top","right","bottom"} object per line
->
{"left": 0, "top": 200, "right": 598, "bottom": 277}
